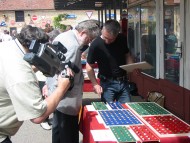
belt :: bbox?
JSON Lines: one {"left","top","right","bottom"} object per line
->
{"left": 111, "top": 76, "right": 127, "bottom": 81}
{"left": 98, "top": 74, "right": 127, "bottom": 81}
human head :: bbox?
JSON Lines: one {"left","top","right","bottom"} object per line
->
{"left": 11, "top": 30, "right": 17, "bottom": 36}
{"left": 75, "top": 20, "right": 100, "bottom": 45}
{"left": 65, "top": 25, "right": 73, "bottom": 31}
{"left": 101, "top": 19, "right": 121, "bottom": 44}
{"left": 16, "top": 25, "right": 49, "bottom": 50}
{"left": 4, "top": 30, "right": 9, "bottom": 35}
{"left": 44, "top": 23, "right": 53, "bottom": 33}
{"left": 47, "top": 29, "right": 60, "bottom": 43}
{"left": 45, "top": 23, "right": 51, "bottom": 28}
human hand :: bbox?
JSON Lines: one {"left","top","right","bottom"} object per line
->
{"left": 81, "top": 52, "right": 87, "bottom": 59}
{"left": 42, "top": 85, "right": 48, "bottom": 98}
{"left": 31, "top": 65, "right": 38, "bottom": 73}
{"left": 60, "top": 67, "right": 74, "bottom": 78}
{"left": 93, "top": 84, "right": 103, "bottom": 96}
{"left": 66, "top": 67, "right": 74, "bottom": 77}
{"left": 57, "top": 75, "right": 70, "bottom": 90}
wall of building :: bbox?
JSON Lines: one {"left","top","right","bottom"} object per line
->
{"left": 0, "top": 0, "right": 54, "bottom": 10}
{"left": 0, "top": 9, "right": 121, "bottom": 33}
{"left": 129, "top": 69, "right": 190, "bottom": 124}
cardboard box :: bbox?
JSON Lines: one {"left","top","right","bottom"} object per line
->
{"left": 120, "top": 61, "right": 153, "bottom": 72}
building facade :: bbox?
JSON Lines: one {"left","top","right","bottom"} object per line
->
{"left": 127, "top": 0, "right": 190, "bottom": 124}
{"left": 0, "top": 0, "right": 123, "bottom": 33}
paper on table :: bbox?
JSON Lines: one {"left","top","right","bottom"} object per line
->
{"left": 86, "top": 105, "right": 96, "bottom": 111}
{"left": 96, "top": 115, "right": 104, "bottom": 124}
{"left": 91, "top": 130, "right": 117, "bottom": 142}
{"left": 120, "top": 61, "right": 153, "bottom": 72}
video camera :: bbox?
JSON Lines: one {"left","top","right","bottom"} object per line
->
{"left": 24, "top": 40, "right": 79, "bottom": 78}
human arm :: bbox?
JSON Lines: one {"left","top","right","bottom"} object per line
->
{"left": 126, "top": 52, "right": 134, "bottom": 64}
{"left": 42, "top": 84, "right": 48, "bottom": 98}
{"left": 81, "top": 46, "right": 89, "bottom": 59}
{"left": 86, "top": 63, "right": 103, "bottom": 95}
{"left": 81, "top": 52, "right": 87, "bottom": 59}
{"left": 30, "top": 76, "right": 70, "bottom": 123}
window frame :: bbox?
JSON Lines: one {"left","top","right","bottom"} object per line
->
{"left": 15, "top": 11, "right": 24, "bottom": 22}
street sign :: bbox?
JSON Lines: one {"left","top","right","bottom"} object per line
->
{"left": 32, "top": 15, "right": 38, "bottom": 21}
{"left": 10, "top": 20, "right": 15, "bottom": 25}
{"left": 85, "top": 11, "right": 93, "bottom": 19}
{"left": 0, "top": 21, "right": 6, "bottom": 26}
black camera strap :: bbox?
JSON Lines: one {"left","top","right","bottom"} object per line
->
{"left": 14, "top": 39, "right": 25, "bottom": 55}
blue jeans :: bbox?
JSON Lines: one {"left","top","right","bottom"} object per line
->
{"left": 100, "top": 79, "right": 131, "bottom": 103}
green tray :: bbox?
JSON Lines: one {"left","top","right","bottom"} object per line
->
{"left": 92, "top": 102, "right": 108, "bottom": 110}
{"left": 110, "top": 126, "right": 136, "bottom": 142}
{"left": 128, "top": 102, "right": 170, "bottom": 115}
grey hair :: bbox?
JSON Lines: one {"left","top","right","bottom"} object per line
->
{"left": 47, "top": 29, "right": 60, "bottom": 42}
{"left": 103, "top": 19, "right": 121, "bottom": 37}
{"left": 75, "top": 20, "right": 100, "bottom": 39}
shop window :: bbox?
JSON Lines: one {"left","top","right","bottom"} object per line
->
{"left": 128, "top": 0, "right": 156, "bottom": 77}
{"left": 15, "top": 11, "right": 24, "bottom": 22}
{"left": 128, "top": 6, "right": 140, "bottom": 62}
{"left": 140, "top": 1, "right": 156, "bottom": 77}
{"left": 164, "top": 0, "right": 180, "bottom": 84}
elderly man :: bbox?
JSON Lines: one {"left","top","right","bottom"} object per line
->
{"left": 44, "top": 20, "right": 100, "bottom": 143}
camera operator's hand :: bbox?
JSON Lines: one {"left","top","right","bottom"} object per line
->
{"left": 57, "top": 75, "right": 71, "bottom": 90}
{"left": 31, "top": 74, "right": 71, "bottom": 124}
{"left": 66, "top": 67, "right": 74, "bottom": 77}
{"left": 60, "top": 67, "right": 75, "bottom": 90}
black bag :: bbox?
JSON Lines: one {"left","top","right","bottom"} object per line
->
{"left": 128, "top": 82, "right": 138, "bottom": 96}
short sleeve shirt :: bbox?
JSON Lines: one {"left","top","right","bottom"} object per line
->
{"left": 0, "top": 39, "right": 47, "bottom": 141}
{"left": 87, "top": 33, "right": 129, "bottom": 77}
{"left": 46, "top": 30, "right": 84, "bottom": 116}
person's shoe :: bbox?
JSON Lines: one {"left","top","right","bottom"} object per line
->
{"left": 40, "top": 122, "right": 51, "bottom": 130}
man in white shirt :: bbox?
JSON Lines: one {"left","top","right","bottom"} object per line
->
{"left": 0, "top": 25, "right": 71, "bottom": 143}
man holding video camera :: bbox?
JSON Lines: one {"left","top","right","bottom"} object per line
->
{"left": 0, "top": 25, "right": 71, "bottom": 143}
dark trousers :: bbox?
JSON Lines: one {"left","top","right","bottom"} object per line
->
{"left": 1, "top": 137, "right": 12, "bottom": 143}
{"left": 52, "top": 110, "right": 79, "bottom": 143}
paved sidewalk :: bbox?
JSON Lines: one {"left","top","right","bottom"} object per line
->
{"left": 11, "top": 92, "right": 100, "bottom": 143}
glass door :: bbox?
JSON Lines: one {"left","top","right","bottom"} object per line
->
{"left": 163, "top": 0, "right": 181, "bottom": 85}
{"left": 128, "top": 6, "right": 141, "bottom": 63}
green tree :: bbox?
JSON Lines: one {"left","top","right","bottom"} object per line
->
{"left": 53, "top": 14, "right": 68, "bottom": 31}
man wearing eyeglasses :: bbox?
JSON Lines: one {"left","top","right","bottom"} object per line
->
{"left": 86, "top": 19, "right": 134, "bottom": 104}
{"left": 44, "top": 20, "right": 100, "bottom": 143}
